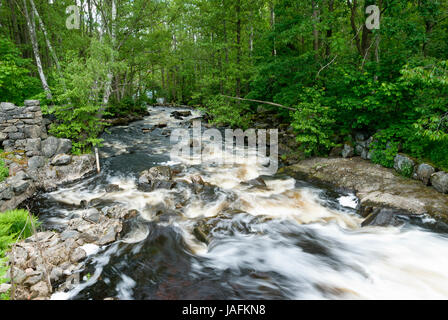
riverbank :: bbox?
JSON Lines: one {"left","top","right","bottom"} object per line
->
{"left": 280, "top": 157, "right": 448, "bottom": 223}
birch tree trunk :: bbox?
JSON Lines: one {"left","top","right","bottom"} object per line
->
{"left": 29, "top": 0, "right": 61, "bottom": 72}
{"left": 22, "top": 0, "right": 52, "bottom": 100}
{"left": 102, "top": 0, "right": 116, "bottom": 106}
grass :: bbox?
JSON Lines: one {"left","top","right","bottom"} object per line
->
{"left": 0, "top": 209, "right": 40, "bottom": 300}
{"left": 0, "top": 158, "right": 8, "bottom": 182}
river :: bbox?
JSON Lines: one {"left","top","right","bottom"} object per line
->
{"left": 28, "top": 106, "right": 448, "bottom": 300}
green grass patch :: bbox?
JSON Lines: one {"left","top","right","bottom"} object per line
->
{"left": 0, "top": 158, "right": 8, "bottom": 183}
{"left": 0, "top": 209, "right": 40, "bottom": 300}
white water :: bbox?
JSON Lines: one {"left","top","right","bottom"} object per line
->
{"left": 43, "top": 106, "right": 448, "bottom": 300}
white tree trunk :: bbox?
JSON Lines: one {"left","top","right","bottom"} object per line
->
{"left": 102, "top": 0, "right": 116, "bottom": 106}
{"left": 23, "top": 0, "right": 52, "bottom": 100}
{"left": 29, "top": 0, "right": 61, "bottom": 71}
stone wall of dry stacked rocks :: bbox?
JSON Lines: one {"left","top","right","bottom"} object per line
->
{"left": 0, "top": 100, "right": 47, "bottom": 157}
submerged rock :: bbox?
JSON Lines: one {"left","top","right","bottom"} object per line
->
{"left": 361, "top": 208, "right": 404, "bottom": 227}
{"left": 105, "top": 184, "right": 121, "bottom": 193}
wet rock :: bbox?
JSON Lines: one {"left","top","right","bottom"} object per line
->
{"left": 139, "top": 166, "right": 172, "bottom": 182}
{"left": 415, "top": 163, "right": 435, "bottom": 186}
{"left": 246, "top": 177, "right": 267, "bottom": 188}
{"left": 193, "top": 226, "right": 209, "bottom": 245}
{"left": 24, "top": 271, "right": 44, "bottom": 286}
{"left": 394, "top": 154, "right": 415, "bottom": 177}
{"left": 98, "top": 226, "right": 118, "bottom": 245}
{"left": 361, "top": 208, "right": 403, "bottom": 227}
{"left": 105, "top": 184, "right": 121, "bottom": 193}
{"left": 60, "top": 229, "right": 80, "bottom": 241}
{"left": 51, "top": 154, "right": 72, "bottom": 166}
{"left": 155, "top": 123, "right": 167, "bottom": 129}
{"left": 171, "top": 110, "right": 192, "bottom": 119}
{"left": 82, "top": 208, "right": 101, "bottom": 223}
{"left": 50, "top": 267, "right": 63, "bottom": 282}
{"left": 70, "top": 247, "right": 87, "bottom": 263}
{"left": 44, "top": 244, "right": 68, "bottom": 266}
{"left": 124, "top": 209, "right": 139, "bottom": 219}
{"left": 36, "top": 154, "right": 96, "bottom": 191}
{"left": 431, "top": 171, "right": 448, "bottom": 194}
{"left": 30, "top": 281, "right": 50, "bottom": 298}
{"left": 341, "top": 144, "right": 354, "bottom": 158}
{"left": 138, "top": 166, "right": 174, "bottom": 191}
{"left": 79, "top": 230, "right": 99, "bottom": 243}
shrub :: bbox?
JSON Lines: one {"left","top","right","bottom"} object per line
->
{"left": 200, "top": 95, "right": 252, "bottom": 129}
{"left": 291, "top": 87, "right": 335, "bottom": 156}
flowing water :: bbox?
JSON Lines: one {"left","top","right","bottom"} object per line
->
{"left": 29, "top": 107, "right": 448, "bottom": 300}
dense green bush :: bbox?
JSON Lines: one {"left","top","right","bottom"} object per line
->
{"left": 0, "top": 37, "right": 42, "bottom": 105}
{"left": 290, "top": 87, "right": 335, "bottom": 156}
{"left": 200, "top": 95, "right": 252, "bottom": 129}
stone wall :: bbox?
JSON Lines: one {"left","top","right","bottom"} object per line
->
{"left": 0, "top": 100, "right": 47, "bottom": 157}
{"left": 0, "top": 100, "right": 96, "bottom": 212}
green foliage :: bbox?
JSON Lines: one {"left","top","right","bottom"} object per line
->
{"left": 47, "top": 40, "right": 121, "bottom": 153}
{"left": 290, "top": 87, "right": 335, "bottom": 156}
{"left": 0, "top": 159, "right": 8, "bottom": 182}
{"left": 0, "top": 37, "right": 41, "bottom": 105}
{"left": 200, "top": 95, "right": 252, "bottom": 129}
{"left": 0, "top": 209, "right": 39, "bottom": 299}
{"left": 48, "top": 105, "right": 107, "bottom": 154}
{"left": 400, "top": 161, "right": 415, "bottom": 178}
{"left": 0, "top": 209, "right": 39, "bottom": 247}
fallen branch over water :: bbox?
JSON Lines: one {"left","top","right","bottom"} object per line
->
{"left": 221, "top": 95, "right": 296, "bottom": 111}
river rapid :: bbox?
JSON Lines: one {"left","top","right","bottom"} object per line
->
{"left": 29, "top": 106, "right": 448, "bottom": 300}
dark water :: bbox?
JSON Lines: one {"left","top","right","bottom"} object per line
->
{"left": 29, "top": 107, "right": 448, "bottom": 300}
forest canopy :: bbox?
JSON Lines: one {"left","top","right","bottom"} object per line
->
{"left": 0, "top": 0, "right": 447, "bottom": 167}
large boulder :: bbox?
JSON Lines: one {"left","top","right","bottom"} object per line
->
{"left": 415, "top": 163, "right": 435, "bottom": 186}
{"left": 41, "top": 137, "right": 72, "bottom": 158}
{"left": 28, "top": 156, "right": 46, "bottom": 170}
{"left": 431, "top": 171, "right": 448, "bottom": 194}
{"left": 393, "top": 154, "right": 415, "bottom": 177}
{"left": 0, "top": 183, "right": 14, "bottom": 200}
{"left": 41, "top": 136, "right": 59, "bottom": 158}
{"left": 51, "top": 154, "right": 72, "bottom": 166}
